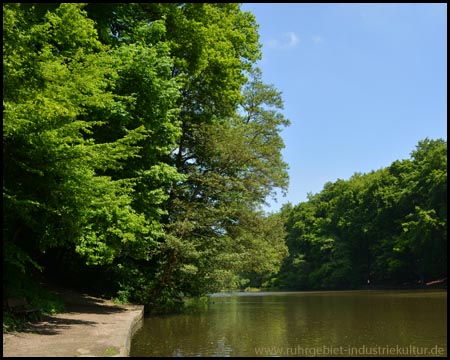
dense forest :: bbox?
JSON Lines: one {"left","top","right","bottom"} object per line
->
{"left": 3, "top": 4, "right": 447, "bottom": 321}
{"left": 3, "top": 3, "right": 289, "bottom": 312}
{"left": 269, "top": 138, "right": 447, "bottom": 291}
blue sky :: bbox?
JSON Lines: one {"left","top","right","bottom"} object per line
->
{"left": 240, "top": 3, "right": 447, "bottom": 212}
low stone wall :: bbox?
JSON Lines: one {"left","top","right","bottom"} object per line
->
{"left": 121, "top": 304, "right": 144, "bottom": 357}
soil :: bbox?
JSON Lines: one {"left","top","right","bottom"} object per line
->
{"left": 2, "top": 287, "right": 144, "bottom": 357}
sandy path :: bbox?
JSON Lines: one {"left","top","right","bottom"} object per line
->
{"left": 3, "top": 289, "right": 144, "bottom": 357}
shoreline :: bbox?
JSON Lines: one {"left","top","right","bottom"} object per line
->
{"left": 3, "top": 289, "right": 144, "bottom": 357}
{"left": 248, "top": 280, "right": 448, "bottom": 293}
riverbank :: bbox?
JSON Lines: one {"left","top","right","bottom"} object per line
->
{"left": 3, "top": 288, "right": 143, "bottom": 357}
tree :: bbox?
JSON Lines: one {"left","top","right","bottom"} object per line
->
{"left": 151, "top": 66, "right": 291, "bottom": 303}
{"left": 395, "top": 139, "right": 447, "bottom": 283}
{"left": 274, "top": 139, "right": 447, "bottom": 290}
{"left": 4, "top": 3, "right": 291, "bottom": 311}
{"left": 3, "top": 3, "right": 176, "bottom": 298}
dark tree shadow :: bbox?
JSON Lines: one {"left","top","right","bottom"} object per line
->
{"left": 49, "top": 287, "right": 129, "bottom": 314}
{"left": 16, "top": 289, "right": 130, "bottom": 336}
{"left": 20, "top": 316, "right": 98, "bottom": 336}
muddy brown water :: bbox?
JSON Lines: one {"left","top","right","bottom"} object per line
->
{"left": 130, "top": 290, "right": 447, "bottom": 357}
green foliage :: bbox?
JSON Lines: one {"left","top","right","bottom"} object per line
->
{"left": 28, "top": 286, "right": 66, "bottom": 315}
{"left": 4, "top": 3, "right": 289, "bottom": 312}
{"left": 151, "top": 65, "right": 290, "bottom": 300}
{"left": 3, "top": 2, "right": 170, "bottom": 304}
{"left": 6, "top": 3, "right": 444, "bottom": 313}
{"left": 275, "top": 138, "right": 447, "bottom": 290}
{"left": 4, "top": 3, "right": 151, "bottom": 264}
{"left": 3, "top": 312, "right": 26, "bottom": 333}
{"left": 3, "top": 275, "right": 65, "bottom": 333}
{"left": 101, "top": 4, "right": 290, "bottom": 306}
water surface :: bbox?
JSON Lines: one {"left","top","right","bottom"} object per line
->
{"left": 131, "top": 290, "right": 447, "bottom": 357}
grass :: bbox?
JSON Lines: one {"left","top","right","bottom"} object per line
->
{"left": 103, "top": 347, "right": 119, "bottom": 356}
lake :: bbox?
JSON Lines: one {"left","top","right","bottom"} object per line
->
{"left": 130, "top": 290, "right": 447, "bottom": 357}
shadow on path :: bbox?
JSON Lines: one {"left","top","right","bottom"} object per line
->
{"left": 3, "top": 286, "right": 144, "bottom": 357}
{"left": 49, "top": 286, "right": 128, "bottom": 314}
{"left": 19, "top": 289, "right": 127, "bottom": 336}
{"left": 20, "top": 316, "right": 97, "bottom": 336}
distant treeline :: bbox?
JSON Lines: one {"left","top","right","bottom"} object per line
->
{"left": 269, "top": 138, "right": 447, "bottom": 290}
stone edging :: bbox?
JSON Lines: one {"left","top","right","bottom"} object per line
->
{"left": 120, "top": 305, "right": 145, "bottom": 357}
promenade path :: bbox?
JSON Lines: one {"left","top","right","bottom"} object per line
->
{"left": 3, "top": 288, "right": 144, "bottom": 357}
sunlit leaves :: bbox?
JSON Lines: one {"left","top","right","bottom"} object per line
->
{"left": 4, "top": 3, "right": 290, "bottom": 308}
{"left": 3, "top": 3, "right": 159, "bottom": 278}
{"left": 276, "top": 139, "right": 447, "bottom": 290}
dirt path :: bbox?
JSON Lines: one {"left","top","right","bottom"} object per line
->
{"left": 3, "top": 288, "right": 144, "bottom": 357}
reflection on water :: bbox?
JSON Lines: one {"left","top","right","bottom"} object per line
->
{"left": 130, "top": 290, "right": 447, "bottom": 357}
